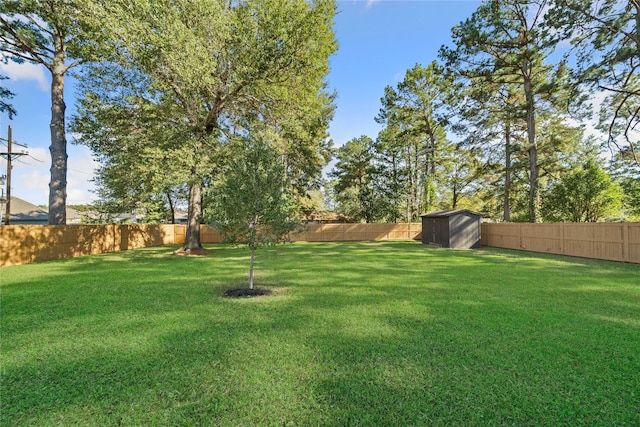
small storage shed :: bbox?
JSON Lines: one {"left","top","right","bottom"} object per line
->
{"left": 421, "top": 209, "right": 482, "bottom": 249}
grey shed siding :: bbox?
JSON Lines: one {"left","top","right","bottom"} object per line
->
{"left": 421, "top": 210, "right": 482, "bottom": 249}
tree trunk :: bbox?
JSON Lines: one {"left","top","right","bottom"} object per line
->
{"left": 48, "top": 45, "right": 67, "bottom": 225}
{"left": 452, "top": 185, "right": 458, "bottom": 209}
{"left": 249, "top": 244, "right": 255, "bottom": 290}
{"left": 183, "top": 181, "right": 203, "bottom": 250}
{"left": 166, "top": 192, "right": 175, "bottom": 224}
{"left": 503, "top": 121, "right": 511, "bottom": 222}
{"left": 523, "top": 66, "right": 539, "bottom": 223}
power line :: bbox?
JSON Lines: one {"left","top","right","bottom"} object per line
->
{"left": 0, "top": 126, "right": 27, "bottom": 225}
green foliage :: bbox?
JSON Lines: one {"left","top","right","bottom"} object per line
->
{"left": 440, "top": 0, "right": 584, "bottom": 223}
{"left": 0, "top": 0, "right": 92, "bottom": 64}
{"left": 547, "top": 0, "right": 640, "bottom": 167}
{"left": 2, "top": 242, "right": 639, "bottom": 425}
{"left": 422, "top": 175, "right": 437, "bottom": 213}
{"left": 375, "top": 62, "right": 457, "bottom": 220}
{"left": 208, "top": 137, "right": 300, "bottom": 247}
{"left": 72, "top": 63, "right": 191, "bottom": 223}
{"left": 609, "top": 149, "right": 640, "bottom": 220}
{"left": 74, "top": 0, "right": 336, "bottom": 245}
{"left": 206, "top": 136, "right": 301, "bottom": 288}
{"left": 542, "top": 159, "right": 624, "bottom": 222}
{"left": 0, "top": 73, "right": 15, "bottom": 119}
{"left": 330, "top": 136, "right": 390, "bottom": 223}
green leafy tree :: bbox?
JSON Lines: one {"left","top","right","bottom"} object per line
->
{"left": 542, "top": 159, "right": 623, "bottom": 222}
{"left": 609, "top": 148, "right": 640, "bottom": 220}
{"left": 72, "top": 64, "right": 191, "bottom": 224}
{"left": 78, "top": 0, "right": 336, "bottom": 252}
{"left": 0, "top": 0, "right": 96, "bottom": 224}
{"left": 206, "top": 137, "right": 300, "bottom": 289}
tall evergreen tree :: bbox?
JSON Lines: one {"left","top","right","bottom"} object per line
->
{"left": 330, "top": 136, "right": 388, "bottom": 223}
{"left": 376, "top": 62, "right": 455, "bottom": 221}
{"left": 440, "top": 0, "right": 570, "bottom": 222}
{"left": 0, "top": 0, "right": 95, "bottom": 224}
{"left": 449, "top": 79, "right": 526, "bottom": 221}
{"left": 548, "top": 0, "right": 640, "bottom": 168}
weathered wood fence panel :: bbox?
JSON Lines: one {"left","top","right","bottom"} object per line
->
{"left": 2, "top": 222, "right": 638, "bottom": 267}
{"left": 481, "top": 223, "right": 640, "bottom": 263}
{"left": 197, "top": 223, "right": 422, "bottom": 243}
{"left": 0, "top": 224, "right": 178, "bottom": 267}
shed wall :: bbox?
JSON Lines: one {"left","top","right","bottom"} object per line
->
{"left": 450, "top": 213, "right": 481, "bottom": 249}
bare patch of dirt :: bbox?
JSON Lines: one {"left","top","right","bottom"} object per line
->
{"left": 223, "top": 288, "right": 272, "bottom": 298}
{"left": 173, "top": 247, "right": 210, "bottom": 256}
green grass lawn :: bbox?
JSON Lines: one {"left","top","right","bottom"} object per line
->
{"left": 1, "top": 241, "right": 639, "bottom": 426}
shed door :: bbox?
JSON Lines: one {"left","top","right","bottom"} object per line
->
{"left": 431, "top": 219, "right": 437, "bottom": 243}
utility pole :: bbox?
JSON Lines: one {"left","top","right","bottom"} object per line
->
{"left": 0, "top": 126, "right": 27, "bottom": 225}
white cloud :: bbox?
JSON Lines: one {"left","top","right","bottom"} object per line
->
{"left": 0, "top": 61, "right": 49, "bottom": 91}
{"left": 12, "top": 168, "right": 49, "bottom": 205}
{"left": 366, "top": 0, "right": 381, "bottom": 8}
{"left": 67, "top": 147, "right": 99, "bottom": 205}
{"left": 67, "top": 186, "right": 96, "bottom": 205}
{"left": 1, "top": 146, "right": 99, "bottom": 206}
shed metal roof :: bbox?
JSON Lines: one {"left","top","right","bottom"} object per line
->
{"left": 420, "top": 209, "right": 483, "bottom": 218}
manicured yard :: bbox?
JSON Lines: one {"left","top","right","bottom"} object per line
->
{"left": 1, "top": 241, "right": 639, "bottom": 426}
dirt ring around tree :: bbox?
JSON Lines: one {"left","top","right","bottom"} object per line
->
{"left": 223, "top": 288, "right": 273, "bottom": 298}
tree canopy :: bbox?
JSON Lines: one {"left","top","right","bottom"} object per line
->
{"left": 73, "top": 0, "right": 336, "bottom": 247}
{"left": 206, "top": 136, "right": 300, "bottom": 289}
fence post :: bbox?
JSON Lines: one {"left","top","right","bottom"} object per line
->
{"left": 623, "top": 222, "right": 630, "bottom": 263}
{"left": 518, "top": 223, "right": 523, "bottom": 249}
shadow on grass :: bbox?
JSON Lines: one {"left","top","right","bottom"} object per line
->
{"left": 2, "top": 241, "right": 639, "bottom": 425}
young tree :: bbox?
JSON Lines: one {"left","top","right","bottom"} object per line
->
{"left": 206, "top": 137, "right": 300, "bottom": 290}
{"left": 0, "top": 0, "right": 95, "bottom": 224}
{"left": 79, "top": 0, "right": 336, "bottom": 252}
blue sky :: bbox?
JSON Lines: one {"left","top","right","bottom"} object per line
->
{"left": 0, "top": 0, "right": 481, "bottom": 206}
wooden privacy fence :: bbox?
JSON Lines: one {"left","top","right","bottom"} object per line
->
{"left": 0, "top": 224, "right": 181, "bottom": 267}
{"left": 2, "top": 222, "right": 639, "bottom": 267}
{"left": 481, "top": 222, "right": 640, "bottom": 264}
{"left": 200, "top": 223, "right": 423, "bottom": 244}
